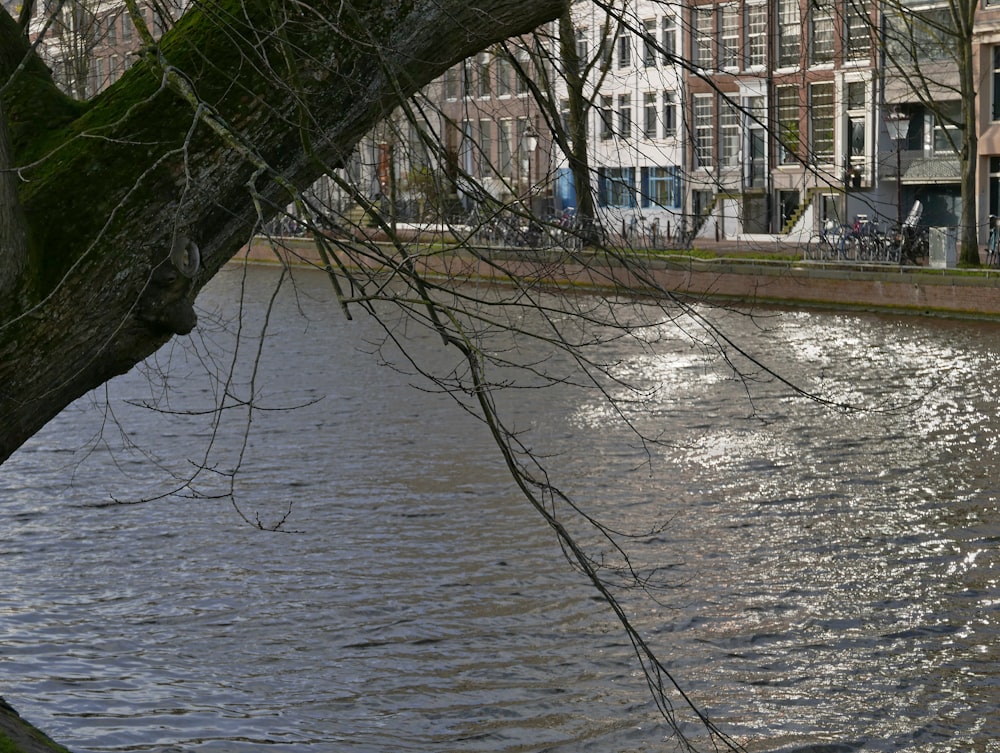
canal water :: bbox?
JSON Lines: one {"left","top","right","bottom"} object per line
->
{"left": 2, "top": 263, "right": 999, "bottom": 752}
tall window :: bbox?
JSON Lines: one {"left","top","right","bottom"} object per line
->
{"left": 720, "top": 5, "right": 738, "bottom": 69}
{"left": 845, "top": 0, "right": 870, "bottom": 61}
{"left": 618, "top": 93, "right": 632, "bottom": 139}
{"left": 662, "top": 15, "right": 677, "bottom": 63}
{"left": 121, "top": 14, "right": 133, "bottom": 42}
{"left": 746, "top": 4, "right": 766, "bottom": 67}
{"left": 600, "top": 95, "right": 614, "bottom": 140}
{"left": 499, "top": 119, "right": 513, "bottom": 177}
{"left": 694, "top": 7, "right": 714, "bottom": 69}
{"left": 746, "top": 96, "right": 766, "bottom": 186}
{"left": 576, "top": 27, "right": 588, "bottom": 62}
{"left": 663, "top": 91, "right": 677, "bottom": 137}
{"left": 476, "top": 53, "right": 491, "bottom": 98}
{"left": 809, "top": 82, "right": 835, "bottom": 163}
{"left": 462, "top": 59, "right": 474, "bottom": 98}
{"left": 993, "top": 47, "right": 1000, "bottom": 120}
{"left": 643, "top": 19, "right": 658, "bottom": 67}
{"left": 496, "top": 54, "right": 512, "bottom": 96}
{"left": 641, "top": 167, "right": 682, "bottom": 209}
{"left": 778, "top": 0, "right": 800, "bottom": 67}
{"left": 720, "top": 97, "right": 739, "bottom": 167}
{"left": 811, "top": 0, "right": 835, "bottom": 65}
{"left": 644, "top": 92, "right": 658, "bottom": 138}
{"left": 618, "top": 31, "right": 632, "bottom": 68}
{"left": 693, "top": 93, "right": 715, "bottom": 167}
{"left": 776, "top": 85, "right": 799, "bottom": 164}
{"left": 444, "top": 66, "right": 459, "bottom": 99}
{"left": 461, "top": 120, "right": 475, "bottom": 178}
{"left": 478, "top": 119, "right": 493, "bottom": 176}
{"left": 515, "top": 49, "right": 530, "bottom": 95}
{"left": 845, "top": 81, "right": 867, "bottom": 180}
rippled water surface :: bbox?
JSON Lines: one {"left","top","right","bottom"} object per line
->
{"left": 3, "top": 264, "right": 1000, "bottom": 752}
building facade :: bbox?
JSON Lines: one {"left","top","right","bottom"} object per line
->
{"left": 16, "top": 0, "right": 993, "bottom": 249}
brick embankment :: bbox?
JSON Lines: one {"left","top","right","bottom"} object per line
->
{"left": 238, "top": 236, "right": 1000, "bottom": 320}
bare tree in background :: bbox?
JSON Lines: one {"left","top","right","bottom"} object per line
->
{"left": 879, "top": 0, "right": 980, "bottom": 265}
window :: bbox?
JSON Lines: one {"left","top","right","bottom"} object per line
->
{"left": 618, "top": 93, "right": 632, "bottom": 139}
{"left": 810, "top": 82, "right": 835, "bottom": 163}
{"left": 92, "top": 57, "right": 104, "bottom": 94}
{"left": 720, "top": 5, "right": 738, "bottom": 69}
{"left": 152, "top": 9, "right": 164, "bottom": 37}
{"left": 576, "top": 27, "right": 588, "bottom": 62}
{"left": 461, "top": 120, "right": 475, "bottom": 178}
{"left": 463, "top": 59, "right": 474, "bottom": 98}
{"left": 847, "top": 80, "right": 866, "bottom": 110}
{"left": 478, "top": 119, "right": 493, "bottom": 176}
{"left": 778, "top": 0, "right": 800, "bottom": 67}
{"left": 408, "top": 123, "right": 430, "bottom": 170}
{"left": 598, "top": 167, "right": 637, "bottom": 208}
{"left": 121, "top": 14, "right": 133, "bottom": 42}
{"left": 644, "top": 92, "right": 658, "bottom": 138}
{"left": 662, "top": 15, "right": 677, "bottom": 63}
{"left": 845, "top": 81, "right": 867, "bottom": 164}
{"left": 499, "top": 119, "right": 513, "bottom": 177}
{"left": 746, "top": 96, "right": 766, "bottom": 186}
{"left": 444, "top": 67, "right": 460, "bottom": 99}
{"left": 600, "top": 95, "right": 613, "bottom": 140}
{"left": 476, "top": 53, "right": 491, "bottom": 98}
{"left": 777, "top": 85, "right": 799, "bottom": 164}
{"left": 992, "top": 46, "right": 1000, "bottom": 120}
{"left": 106, "top": 13, "right": 117, "bottom": 45}
{"left": 663, "top": 91, "right": 677, "bottom": 137}
{"left": 617, "top": 31, "right": 632, "bottom": 68}
{"left": 693, "top": 93, "right": 714, "bottom": 167}
{"left": 720, "top": 97, "right": 739, "bottom": 167}
{"left": 515, "top": 49, "right": 530, "bottom": 95}
{"left": 933, "top": 103, "right": 963, "bottom": 154}
{"left": 643, "top": 19, "right": 658, "bottom": 67}
{"left": 845, "top": 1, "right": 870, "bottom": 61}
{"left": 693, "top": 7, "right": 713, "bottom": 69}
{"left": 496, "top": 55, "right": 512, "bottom": 96}
{"left": 811, "top": 0, "right": 835, "bottom": 65}
{"left": 641, "top": 166, "right": 682, "bottom": 209}
{"left": 746, "top": 4, "right": 766, "bottom": 67}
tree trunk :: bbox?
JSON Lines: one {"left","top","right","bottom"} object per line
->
{"left": 557, "top": 10, "right": 600, "bottom": 244}
{"left": 0, "top": 0, "right": 565, "bottom": 464}
{"left": 957, "top": 0, "right": 979, "bottom": 266}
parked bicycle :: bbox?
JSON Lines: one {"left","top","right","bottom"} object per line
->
{"left": 986, "top": 215, "right": 1000, "bottom": 267}
{"left": 806, "top": 220, "right": 857, "bottom": 261}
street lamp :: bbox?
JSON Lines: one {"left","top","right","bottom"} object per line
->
{"left": 524, "top": 121, "right": 538, "bottom": 214}
{"left": 884, "top": 107, "right": 908, "bottom": 228}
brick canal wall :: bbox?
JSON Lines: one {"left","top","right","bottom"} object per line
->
{"left": 240, "top": 237, "right": 1000, "bottom": 320}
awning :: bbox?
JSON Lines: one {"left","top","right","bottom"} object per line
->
{"left": 899, "top": 156, "right": 961, "bottom": 185}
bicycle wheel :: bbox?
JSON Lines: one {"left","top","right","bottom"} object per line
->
{"left": 886, "top": 239, "right": 901, "bottom": 264}
{"left": 805, "top": 235, "right": 824, "bottom": 260}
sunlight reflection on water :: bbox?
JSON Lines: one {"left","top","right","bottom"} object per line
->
{"left": 3, "top": 266, "right": 1000, "bottom": 752}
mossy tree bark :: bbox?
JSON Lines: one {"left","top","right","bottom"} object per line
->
{"left": 0, "top": 0, "right": 565, "bottom": 464}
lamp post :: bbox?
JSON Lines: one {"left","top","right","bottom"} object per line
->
{"left": 524, "top": 121, "right": 538, "bottom": 215}
{"left": 884, "top": 108, "right": 908, "bottom": 228}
